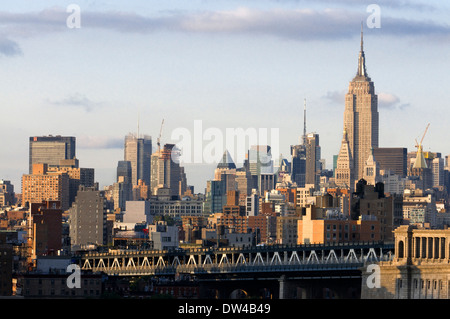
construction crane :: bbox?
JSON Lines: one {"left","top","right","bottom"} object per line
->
{"left": 157, "top": 119, "right": 164, "bottom": 152}
{"left": 415, "top": 123, "right": 430, "bottom": 150}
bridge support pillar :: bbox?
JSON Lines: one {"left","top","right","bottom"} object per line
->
{"left": 279, "top": 275, "right": 289, "bottom": 299}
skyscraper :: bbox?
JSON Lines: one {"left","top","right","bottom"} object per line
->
{"left": 124, "top": 133, "right": 152, "bottom": 186}
{"left": 342, "top": 25, "right": 379, "bottom": 183}
{"left": 29, "top": 135, "right": 76, "bottom": 174}
{"left": 150, "top": 144, "right": 183, "bottom": 197}
{"left": 304, "top": 133, "right": 321, "bottom": 187}
{"left": 247, "top": 145, "right": 274, "bottom": 193}
{"left": 117, "top": 160, "right": 132, "bottom": 184}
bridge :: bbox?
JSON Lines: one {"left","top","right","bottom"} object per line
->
{"left": 78, "top": 242, "right": 394, "bottom": 298}
{"left": 79, "top": 241, "right": 394, "bottom": 276}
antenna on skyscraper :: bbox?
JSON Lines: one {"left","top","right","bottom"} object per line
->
{"left": 302, "top": 98, "right": 307, "bottom": 145}
{"left": 137, "top": 111, "right": 140, "bottom": 138}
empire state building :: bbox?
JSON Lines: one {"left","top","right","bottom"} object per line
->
{"left": 342, "top": 25, "right": 379, "bottom": 183}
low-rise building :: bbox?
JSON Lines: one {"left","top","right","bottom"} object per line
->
{"left": 297, "top": 205, "right": 381, "bottom": 244}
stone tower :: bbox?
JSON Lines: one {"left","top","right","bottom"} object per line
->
{"left": 335, "top": 128, "right": 354, "bottom": 190}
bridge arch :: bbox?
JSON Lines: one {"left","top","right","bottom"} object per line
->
{"left": 229, "top": 289, "right": 248, "bottom": 299}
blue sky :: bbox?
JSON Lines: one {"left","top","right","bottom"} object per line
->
{"left": 0, "top": 0, "right": 449, "bottom": 193}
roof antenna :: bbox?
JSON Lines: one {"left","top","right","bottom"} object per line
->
{"left": 137, "top": 111, "right": 140, "bottom": 138}
{"left": 303, "top": 98, "right": 307, "bottom": 145}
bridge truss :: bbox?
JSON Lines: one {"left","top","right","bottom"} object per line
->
{"left": 79, "top": 242, "right": 394, "bottom": 277}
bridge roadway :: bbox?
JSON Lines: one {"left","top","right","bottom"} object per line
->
{"left": 78, "top": 241, "right": 394, "bottom": 277}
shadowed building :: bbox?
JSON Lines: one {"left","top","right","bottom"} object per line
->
{"left": 373, "top": 147, "right": 407, "bottom": 177}
{"left": 68, "top": 186, "right": 107, "bottom": 250}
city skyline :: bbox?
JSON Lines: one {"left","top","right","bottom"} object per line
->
{"left": 0, "top": 0, "right": 449, "bottom": 192}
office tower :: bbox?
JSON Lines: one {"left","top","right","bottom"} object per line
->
{"left": 114, "top": 160, "right": 133, "bottom": 208}
{"left": 124, "top": 133, "right": 152, "bottom": 186}
{"left": 373, "top": 147, "right": 407, "bottom": 177}
{"left": 431, "top": 156, "right": 445, "bottom": 187}
{"left": 305, "top": 133, "right": 321, "bottom": 187}
{"left": 29, "top": 135, "right": 76, "bottom": 173}
{"left": 179, "top": 167, "right": 188, "bottom": 197}
{"left": 117, "top": 161, "right": 132, "bottom": 184}
{"left": 150, "top": 144, "right": 183, "bottom": 197}
{"left": 68, "top": 186, "right": 106, "bottom": 250}
{"left": 259, "top": 173, "right": 276, "bottom": 194}
{"left": 248, "top": 145, "right": 273, "bottom": 174}
{"left": 291, "top": 144, "right": 306, "bottom": 187}
{"left": 335, "top": 129, "right": 354, "bottom": 190}
{"left": 247, "top": 145, "right": 274, "bottom": 194}
{"left": 235, "top": 170, "right": 252, "bottom": 206}
{"left": 22, "top": 164, "right": 70, "bottom": 211}
{"left": 342, "top": 26, "right": 379, "bottom": 182}
{"left": 204, "top": 179, "right": 227, "bottom": 215}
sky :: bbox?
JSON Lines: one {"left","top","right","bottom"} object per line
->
{"left": 0, "top": 0, "right": 449, "bottom": 193}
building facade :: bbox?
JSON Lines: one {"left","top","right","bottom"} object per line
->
{"left": 22, "top": 164, "right": 70, "bottom": 211}
{"left": 361, "top": 225, "right": 450, "bottom": 299}
{"left": 29, "top": 135, "right": 76, "bottom": 174}
{"left": 68, "top": 186, "right": 107, "bottom": 250}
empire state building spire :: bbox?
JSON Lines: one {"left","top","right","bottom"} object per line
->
{"left": 357, "top": 22, "right": 368, "bottom": 78}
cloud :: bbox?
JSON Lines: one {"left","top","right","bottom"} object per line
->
{"left": 324, "top": 90, "right": 346, "bottom": 104}
{"left": 378, "top": 92, "right": 410, "bottom": 110}
{"left": 77, "top": 135, "right": 123, "bottom": 149}
{"left": 46, "top": 93, "right": 103, "bottom": 112}
{"left": 324, "top": 90, "right": 409, "bottom": 110}
{"left": 274, "top": 0, "right": 437, "bottom": 11}
{"left": 0, "top": 36, "right": 22, "bottom": 57}
{"left": 0, "top": 6, "right": 449, "bottom": 44}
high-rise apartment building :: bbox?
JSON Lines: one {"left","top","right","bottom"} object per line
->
{"left": 22, "top": 164, "right": 70, "bottom": 211}
{"left": 342, "top": 27, "right": 379, "bottom": 183}
{"left": 29, "top": 200, "right": 63, "bottom": 261}
{"left": 68, "top": 186, "right": 107, "bottom": 250}
{"left": 124, "top": 133, "right": 152, "bottom": 186}
{"left": 29, "top": 135, "right": 76, "bottom": 174}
